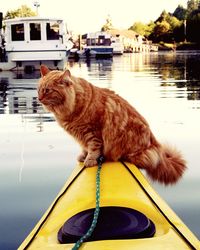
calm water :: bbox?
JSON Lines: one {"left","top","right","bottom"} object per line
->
{"left": 0, "top": 51, "right": 200, "bottom": 249}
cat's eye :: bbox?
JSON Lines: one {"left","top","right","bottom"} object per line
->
{"left": 45, "top": 88, "right": 50, "bottom": 93}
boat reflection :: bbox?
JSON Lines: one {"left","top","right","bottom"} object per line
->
{"left": 0, "top": 71, "right": 43, "bottom": 115}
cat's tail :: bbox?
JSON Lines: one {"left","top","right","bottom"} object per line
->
{"left": 135, "top": 144, "right": 187, "bottom": 185}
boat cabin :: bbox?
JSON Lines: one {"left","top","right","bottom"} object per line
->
{"left": 82, "top": 32, "right": 113, "bottom": 58}
{"left": 1, "top": 17, "right": 69, "bottom": 71}
{"left": 85, "top": 32, "right": 111, "bottom": 46}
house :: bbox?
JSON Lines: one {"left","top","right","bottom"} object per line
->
{"left": 107, "top": 29, "right": 158, "bottom": 52}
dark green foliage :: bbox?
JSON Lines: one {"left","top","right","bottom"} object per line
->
{"left": 173, "top": 5, "right": 187, "bottom": 20}
{"left": 128, "top": 0, "right": 200, "bottom": 44}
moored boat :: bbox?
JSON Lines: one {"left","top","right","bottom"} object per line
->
{"left": 0, "top": 16, "right": 72, "bottom": 71}
{"left": 18, "top": 162, "right": 200, "bottom": 250}
{"left": 80, "top": 31, "right": 113, "bottom": 59}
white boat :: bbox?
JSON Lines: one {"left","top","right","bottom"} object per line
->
{"left": 0, "top": 16, "right": 72, "bottom": 71}
{"left": 81, "top": 31, "right": 113, "bottom": 59}
{"left": 111, "top": 35, "right": 124, "bottom": 55}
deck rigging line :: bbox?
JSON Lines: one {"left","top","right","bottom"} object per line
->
{"left": 72, "top": 156, "right": 104, "bottom": 250}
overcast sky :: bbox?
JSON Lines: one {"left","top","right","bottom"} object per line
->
{"left": 1, "top": 0, "right": 188, "bottom": 33}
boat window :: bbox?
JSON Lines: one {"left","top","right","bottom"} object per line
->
{"left": 30, "top": 23, "right": 41, "bottom": 40}
{"left": 99, "top": 38, "right": 104, "bottom": 45}
{"left": 46, "top": 22, "right": 59, "bottom": 40}
{"left": 86, "top": 39, "right": 91, "bottom": 46}
{"left": 104, "top": 38, "right": 111, "bottom": 45}
{"left": 11, "top": 24, "right": 24, "bottom": 41}
{"left": 91, "top": 39, "right": 96, "bottom": 45}
{"left": 98, "top": 35, "right": 105, "bottom": 45}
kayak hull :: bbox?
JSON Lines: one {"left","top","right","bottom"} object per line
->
{"left": 18, "top": 162, "right": 200, "bottom": 249}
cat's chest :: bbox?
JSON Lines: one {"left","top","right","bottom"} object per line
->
{"left": 65, "top": 122, "right": 90, "bottom": 136}
{"left": 65, "top": 122, "right": 101, "bottom": 142}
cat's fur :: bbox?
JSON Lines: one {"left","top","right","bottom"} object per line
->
{"left": 38, "top": 65, "right": 186, "bottom": 185}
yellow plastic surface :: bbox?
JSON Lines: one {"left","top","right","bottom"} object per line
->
{"left": 18, "top": 162, "right": 200, "bottom": 250}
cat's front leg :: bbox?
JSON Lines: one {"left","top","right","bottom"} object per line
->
{"left": 84, "top": 140, "right": 102, "bottom": 167}
{"left": 77, "top": 149, "right": 88, "bottom": 162}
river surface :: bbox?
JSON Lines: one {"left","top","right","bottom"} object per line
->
{"left": 0, "top": 51, "right": 200, "bottom": 249}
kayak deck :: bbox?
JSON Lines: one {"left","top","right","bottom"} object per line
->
{"left": 18, "top": 162, "right": 200, "bottom": 250}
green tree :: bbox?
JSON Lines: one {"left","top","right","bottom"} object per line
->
{"left": 169, "top": 17, "right": 183, "bottom": 42}
{"left": 184, "top": 0, "right": 200, "bottom": 42}
{"left": 101, "top": 15, "right": 113, "bottom": 31}
{"left": 4, "top": 5, "right": 36, "bottom": 19}
{"left": 149, "top": 11, "right": 170, "bottom": 42}
{"left": 167, "top": 15, "right": 181, "bottom": 30}
{"left": 132, "top": 0, "right": 200, "bottom": 44}
{"left": 154, "top": 21, "right": 170, "bottom": 40}
{"left": 155, "top": 10, "right": 169, "bottom": 23}
{"left": 187, "top": 0, "right": 199, "bottom": 15}
{"left": 129, "top": 21, "right": 155, "bottom": 38}
{"left": 129, "top": 22, "right": 147, "bottom": 36}
{"left": 145, "top": 21, "right": 156, "bottom": 38}
{"left": 187, "top": 10, "right": 200, "bottom": 42}
{"left": 173, "top": 5, "right": 187, "bottom": 20}
{"left": 149, "top": 10, "right": 182, "bottom": 42}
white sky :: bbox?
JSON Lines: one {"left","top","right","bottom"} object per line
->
{"left": 1, "top": 0, "right": 188, "bottom": 33}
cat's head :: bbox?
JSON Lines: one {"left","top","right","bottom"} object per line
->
{"left": 38, "top": 65, "right": 75, "bottom": 113}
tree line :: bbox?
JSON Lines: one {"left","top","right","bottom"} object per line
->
{"left": 128, "top": 0, "right": 200, "bottom": 44}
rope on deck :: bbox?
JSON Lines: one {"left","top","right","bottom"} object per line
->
{"left": 72, "top": 156, "right": 104, "bottom": 250}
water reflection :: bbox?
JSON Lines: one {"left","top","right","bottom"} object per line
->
{"left": 0, "top": 71, "right": 43, "bottom": 115}
{"left": 0, "top": 76, "right": 8, "bottom": 112}
{"left": 148, "top": 51, "right": 200, "bottom": 100}
{"left": 1, "top": 52, "right": 200, "bottom": 117}
{"left": 0, "top": 53, "right": 200, "bottom": 250}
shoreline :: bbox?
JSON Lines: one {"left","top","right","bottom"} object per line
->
{"left": 158, "top": 42, "right": 200, "bottom": 51}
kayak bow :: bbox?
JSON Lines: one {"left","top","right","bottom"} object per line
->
{"left": 18, "top": 162, "right": 200, "bottom": 250}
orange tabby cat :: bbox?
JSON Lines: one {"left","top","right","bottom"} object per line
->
{"left": 38, "top": 65, "right": 186, "bottom": 185}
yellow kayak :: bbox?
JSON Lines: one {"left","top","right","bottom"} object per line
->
{"left": 18, "top": 162, "right": 200, "bottom": 250}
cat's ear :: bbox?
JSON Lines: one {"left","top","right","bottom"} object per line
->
{"left": 61, "top": 69, "right": 73, "bottom": 86}
{"left": 40, "top": 65, "right": 50, "bottom": 77}
{"left": 63, "top": 69, "right": 71, "bottom": 78}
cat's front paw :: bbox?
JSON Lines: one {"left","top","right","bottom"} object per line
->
{"left": 84, "top": 157, "right": 97, "bottom": 167}
{"left": 77, "top": 152, "right": 87, "bottom": 162}
{"left": 77, "top": 154, "right": 86, "bottom": 162}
